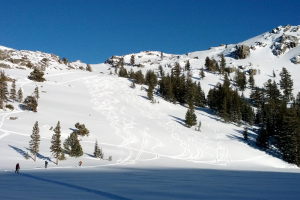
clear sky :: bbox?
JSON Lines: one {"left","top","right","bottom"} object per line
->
{"left": 0, "top": 0, "right": 299, "bottom": 63}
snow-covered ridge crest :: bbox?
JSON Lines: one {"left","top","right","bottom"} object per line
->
{"left": 0, "top": 45, "right": 87, "bottom": 71}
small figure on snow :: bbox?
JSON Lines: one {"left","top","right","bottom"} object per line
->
{"left": 45, "top": 161, "right": 48, "bottom": 169}
{"left": 79, "top": 161, "right": 83, "bottom": 167}
{"left": 15, "top": 163, "right": 20, "bottom": 174}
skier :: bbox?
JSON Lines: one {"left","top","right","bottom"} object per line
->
{"left": 15, "top": 163, "right": 20, "bottom": 174}
{"left": 79, "top": 161, "right": 83, "bottom": 167}
{"left": 45, "top": 161, "right": 48, "bottom": 169}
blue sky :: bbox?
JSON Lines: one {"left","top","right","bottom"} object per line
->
{"left": 0, "top": 0, "right": 299, "bottom": 63}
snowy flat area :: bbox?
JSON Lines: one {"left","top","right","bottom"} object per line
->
{"left": 1, "top": 166, "right": 300, "bottom": 200}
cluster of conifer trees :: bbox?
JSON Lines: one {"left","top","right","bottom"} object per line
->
{"left": 28, "top": 121, "right": 104, "bottom": 165}
{"left": 116, "top": 55, "right": 300, "bottom": 166}
{"left": 251, "top": 67, "right": 300, "bottom": 166}
{"left": 0, "top": 71, "right": 24, "bottom": 110}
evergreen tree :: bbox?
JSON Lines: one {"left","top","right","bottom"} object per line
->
{"left": 277, "top": 110, "right": 300, "bottom": 165}
{"left": 0, "top": 71, "right": 8, "bottom": 108}
{"left": 279, "top": 67, "right": 293, "bottom": 101}
{"left": 194, "top": 82, "right": 206, "bottom": 107}
{"left": 17, "top": 88, "right": 23, "bottom": 103}
{"left": 74, "top": 123, "right": 89, "bottom": 137}
{"left": 130, "top": 55, "right": 135, "bottom": 66}
{"left": 64, "top": 132, "right": 83, "bottom": 157}
{"left": 134, "top": 70, "right": 145, "bottom": 84}
{"left": 94, "top": 140, "right": 103, "bottom": 159}
{"left": 234, "top": 70, "right": 247, "bottom": 91}
{"left": 256, "top": 126, "right": 269, "bottom": 149}
{"left": 200, "top": 68, "right": 205, "bottom": 79}
{"left": 34, "top": 86, "right": 39, "bottom": 99}
{"left": 158, "top": 65, "right": 165, "bottom": 77}
{"left": 118, "top": 67, "right": 128, "bottom": 77}
{"left": 86, "top": 64, "right": 92, "bottom": 72}
{"left": 50, "top": 121, "right": 64, "bottom": 165}
{"left": 185, "top": 60, "right": 191, "bottom": 71}
{"left": 10, "top": 80, "right": 17, "bottom": 101}
{"left": 29, "top": 121, "right": 40, "bottom": 161}
{"left": 220, "top": 54, "right": 226, "bottom": 74}
{"left": 248, "top": 73, "right": 255, "bottom": 89}
{"left": 24, "top": 96, "right": 38, "bottom": 112}
{"left": 28, "top": 68, "right": 45, "bottom": 82}
{"left": 147, "top": 85, "right": 154, "bottom": 102}
{"left": 145, "top": 70, "right": 158, "bottom": 87}
{"left": 185, "top": 103, "right": 197, "bottom": 127}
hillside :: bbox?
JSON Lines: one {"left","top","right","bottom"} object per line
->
{"left": 0, "top": 25, "right": 300, "bottom": 173}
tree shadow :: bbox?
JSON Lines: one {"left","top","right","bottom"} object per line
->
{"left": 8, "top": 145, "right": 30, "bottom": 159}
{"left": 21, "top": 173, "right": 132, "bottom": 200}
{"left": 24, "top": 147, "right": 55, "bottom": 164}
{"left": 169, "top": 115, "right": 186, "bottom": 127}
{"left": 138, "top": 95, "right": 149, "bottom": 100}
{"left": 85, "top": 153, "right": 95, "bottom": 158}
{"left": 227, "top": 128, "right": 282, "bottom": 159}
{"left": 195, "top": 107, "right": 222, "bottom": 122}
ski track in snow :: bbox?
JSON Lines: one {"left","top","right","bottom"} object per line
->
{"left": 83, "top": 75, "right": 238, "bottom": 167}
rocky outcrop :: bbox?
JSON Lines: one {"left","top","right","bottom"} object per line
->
{"left": 233, "top": 45, "right": 250, "bottom": 59}
{"left": 271, "top": 34, "right": 299, "bottom": 56}
{"left": 291, "top": 55, "right": 300, "bottom": 64}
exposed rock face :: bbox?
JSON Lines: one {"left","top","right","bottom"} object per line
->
{"left": 291, "top": 55, "right": 300, "bottom": 64}
{"left": 271, "top": 34, "right": 299, "bottom": 56}
{"left": 233, "top": 45, "right": 250, "bottom": 59}
{"left": 0, "top": 47, "right": 86, "bottom": 70}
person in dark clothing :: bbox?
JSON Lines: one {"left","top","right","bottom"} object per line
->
{"left": 15, "top": 163, "right": 20, "bottom": 174}
{"left": 45, "top": 161, "right": 48, "bottom": 169}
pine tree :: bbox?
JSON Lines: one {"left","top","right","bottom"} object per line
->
{"left": 86, "top": 64, "right": 92, "bottom": 72}
{"left": 118, "top": 67, "right": 128, "bottom": 77}
{"left": 200, "top": 68, "right": 205, "bottom": 79}
{"left": 185, "top": 103, "right": 197, "bottom": 127}
{"left": 64, "top": 132, "right": 83, "bottom": 157}
{"left": 158, "top": 65, "right": 165, "bottom": 77}
{"left": 17, "top": 88, "right": 23, "bottom": 103}
{"left": 29, "top": 121, "right": 40, "bottom": 161}
{"left": 185, "top": 60, "right": 190, "bottom": 71}
{"left": 24, "top": 96, "right": 38, "bottom": 112}
{"left": 235, "top": 70, "right": 247, "bottom": 91}
{"left": 74, "top": 123, "right": 89, "bottom": 137}
{"left": 28, "top": 68, "right": 45, "bottom": 82}
{"left": 34, "top": 86, "right": 39, "bottom": 99}
{"left": 248, "top": 73, "right": 255, "bottom": 89}
{"left": 0, "top": 71, "right": 8, "bottom": 108}
{"left": 147, "top": 85, "right": 154, "bottom": 102}
{"left": 220, "top": 54, "right": 226, "bottom": 74}
{"left": 130, "top": 55, "right": 135, "bottom": 66}
{"left": 10, "top": 80, "right": 17, "bottom": 101}
{"left": 50, "top": 121, "right": 64, "bottom": 165}
{"left": 256, "top": 126, "right": 269, "bottom": 149}
{"left": 94, "top": 140, "right": 103, "bottom": 158}
{"left": 279, "top": 67, "right": 293, "bottom": 101}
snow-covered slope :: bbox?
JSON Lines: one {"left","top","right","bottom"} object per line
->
{"left": 1, "top": 25, "right": 300, "bottom": 173}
